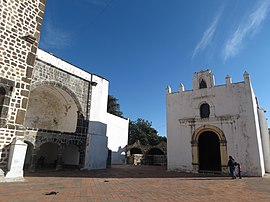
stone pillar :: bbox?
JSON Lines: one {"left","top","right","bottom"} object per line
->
{"left": 56, "top": 148, "right": 63, "bottom": 170}
{"left": 28, "top": 148, "right": 37, "bottom": 172}
{"left": 5, "top": 139, "right": 27, "bottom": 178}
{"left": 191, "top": 141, "right": 199, "bottom": 172}
{"left": 220, "top": 140, "right": 228, "bottom": 173}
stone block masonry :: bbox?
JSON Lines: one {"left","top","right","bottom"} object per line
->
{"left": 0, "top": 0, "right": 46, "bottom": 171}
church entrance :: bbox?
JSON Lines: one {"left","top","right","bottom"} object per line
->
{"left": 198, "top": 131, "right": 221, "bottom": 171}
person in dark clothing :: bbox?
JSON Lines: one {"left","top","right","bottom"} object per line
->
{"left": 227, "top": 156, "right": 236, "bottom": 179}
{"left": 236, "top": 163, "right": 242, "bottom": 179}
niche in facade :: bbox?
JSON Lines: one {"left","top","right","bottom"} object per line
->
{"left": 25, "top": 85, "right": 78, "bottom": 132}
{"left": 0, "top": 87, "right": 6, "bottom": 116}
{"left": 200, "top": 103, "right": 210, "bottom": 118}
{"left": 199, "top": 79, "right": 207, "bottom": 89}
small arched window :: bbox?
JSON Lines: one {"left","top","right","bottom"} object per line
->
{"left": 0, "top": 87, "right": 6, "bottom": 116}
{"left": 200, "top": 103, "right": 210, "bottom": 118}
{"left": 199, "top": 79, "right": 207, "bottom": 89}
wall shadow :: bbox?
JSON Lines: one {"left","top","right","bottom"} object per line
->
{"left": 24, "top": 164, "right": 232, "bottom": 180}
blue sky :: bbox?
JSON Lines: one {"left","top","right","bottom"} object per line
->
{"left": 39, "top": 0, "right": 270, "bottom": 136}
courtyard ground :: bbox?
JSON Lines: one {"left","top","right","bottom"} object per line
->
{"left": 0, "top": 164, "right": 270, "bottom": 202}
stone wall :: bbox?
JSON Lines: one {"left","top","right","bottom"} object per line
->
{"left": 0, "top": 0, "right": 46, "bottom": 170}
{"left": 32, "top": 59, "right": 90, "bottom": 117}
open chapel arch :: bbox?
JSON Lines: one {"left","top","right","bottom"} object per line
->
{"left": 191, "top": 125, "right": 228, "bottom": 173}
{"left": 25, "top": 84, "right": 80, "bottom": 132}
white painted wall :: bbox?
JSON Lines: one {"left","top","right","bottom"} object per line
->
{"left": 167, "top": 70, "right": 266, "bottom": 176}
{"left": 112, "top": 147, "right": 126, "bottom": 164}
{"left": 36, "top": 49, "right": 129, "bottom": 170}
{"left": 85, "top": 121, "right": 108, "bottom": 169}
{"left": 106, "top": 113, "right": 129, "bottom": 152}
{"left": 258, "top": 108, "right": 270, "bottom": 172}
{"left": 106, "top": 113, "right": 129, "bottom": 164}
{"left": 85, "top": 75, "right": 109, "bottom": 170}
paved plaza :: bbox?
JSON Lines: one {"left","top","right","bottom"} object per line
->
{"left": 0, "top": 165, "right": 270, "bottom": 202}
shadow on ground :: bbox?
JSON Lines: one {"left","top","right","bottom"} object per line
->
{"left": 24, "top": 164, "right": 231, "bottom": 179}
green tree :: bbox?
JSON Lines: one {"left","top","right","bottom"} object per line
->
{"left": 107, "top": 95, "right": 123, "bottom": 118}
{"left": 128, "top": 118, "right": 167, "bottom": 145}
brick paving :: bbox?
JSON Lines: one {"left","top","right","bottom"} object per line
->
{"left": 0, "top": 165, "right": 270, "bottom": 202}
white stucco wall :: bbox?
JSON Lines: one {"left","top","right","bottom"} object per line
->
{"left": 36, "top": 49, "right": 110, "bottom": 170}
{"left": 36, "top": 48, "right": 129, "bottom": 170}
{"left": 167, "top": 70, "right": 266, "bottom": 176}
{"left": 106, "top": 113, "right": 129, "bottom": 164}
{"left": 106, "top": 113, "right": 129, "bottom": 152}
{"left": 258, "top": 108, "right": 270, "bottom": 172}
{"left": 85, "top": 121, "right": 108, "bottom": 169}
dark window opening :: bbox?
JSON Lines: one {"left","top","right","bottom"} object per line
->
{"left": 199, "top": 79, "right": 207, "bottom": 89}
{"left": 200, "top": 103, "right": 210, "bottom": 118}
{"left": 0, "top": 87, "right": 6, "bottom": 116}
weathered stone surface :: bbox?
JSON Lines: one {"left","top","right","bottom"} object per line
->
{"left": 15, "top": 109, "right": 26, "bottom": 124}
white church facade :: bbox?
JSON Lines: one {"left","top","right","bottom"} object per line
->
{"left": 166, "top": 69, "right": 270, "bottom": 176}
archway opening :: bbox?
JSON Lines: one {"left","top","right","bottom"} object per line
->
{"left": 146, "top": 148, "right": 166, "bottom": 166}
{"left": 129, "top": 148, "right": 143, "bottom": 165}
{"left": 63, "top": 144, "right": 80, "bottom": 167}
{"left": 198, "top": 131, "right": 221, "bottom": 171}
{"left": 38, "top": 142, "right": 59, "bottom": 168}
{"left": 130, "top": 148, "right": 143, "bottom": 155}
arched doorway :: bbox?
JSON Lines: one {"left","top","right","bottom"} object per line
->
{"left": 128, "top": 148, "right": 143, "bottom": 165}
{"left": 198, "top": 131, "right": 221, "bottom": 171}
{"left": 130, "top": 148, "right": 143, "bottom": 155}
{"left": 192, "top": 125, "right": 228, "bottom": 173}
{"left": 63, "top": 144, "right": 80, "bottom": 167}
{"left": 38, "top": 142, "right": 59, "bottom": 168}
{"left": 146, "top": 148, "right": 166, "bottom": 166}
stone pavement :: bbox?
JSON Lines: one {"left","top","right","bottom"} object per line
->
{"left": 0, "top": 165, "right": 270, "bottom": 202}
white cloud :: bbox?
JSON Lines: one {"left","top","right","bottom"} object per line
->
{"left": 40, "top": 21, "right": 72, "bottom": 50}
{"left": 223, "top": 0, "right": 270, "bottom": 61}
{"left": 192, "top": 14, "right": 221, "bottom": 59}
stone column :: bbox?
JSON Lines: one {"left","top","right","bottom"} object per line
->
{"left": 28, "top": 148, "right": 37, "bottom": 172}
{"left": 56, "top": 148, "right": 63, "bottom": 170}
{"left": 220, "top": 140, "right": 228, "bottom": 173}
{"left": 5, "top": 139, "right": 27, "bottom": 178}
{"left": 191, "top": 141, "right": 199, "bottom": 172}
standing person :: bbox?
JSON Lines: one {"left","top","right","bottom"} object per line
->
{"left": 237, "top": 163, "right": 242, "bottom": 179}
{"left": 227, "top": 156, "right": 236, "bottom": 179}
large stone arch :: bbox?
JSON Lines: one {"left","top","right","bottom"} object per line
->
{"left": 25, "top": 82, "right": 82, "bottom": 132}
{"left": 30, "top": 81, "right": 83, "bottom": 112}
{"left": 191, "top": 125, "right": 228, "bottom": 173}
